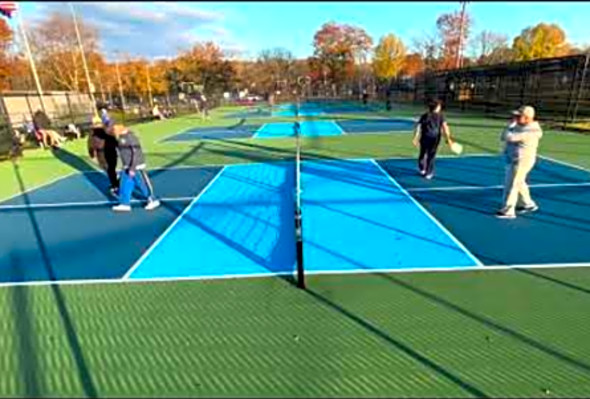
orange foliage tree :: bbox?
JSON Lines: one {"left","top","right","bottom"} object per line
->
{"left": 512, "top": 23, "right": 571, "bottom": 61}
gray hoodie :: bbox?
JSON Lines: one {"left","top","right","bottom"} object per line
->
{"left": 501, "top": 121, "right": 543, "bottom": 162}
{"left": 117, "top": 130, "right": 146, "bottom": 171}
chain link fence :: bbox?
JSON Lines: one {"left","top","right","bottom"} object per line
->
{"left": 387, "top": 54, "right": 590, "bottom": 127}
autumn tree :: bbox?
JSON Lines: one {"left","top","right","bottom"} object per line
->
{"left": 151, "top": 59, "right": 172, "bottom": 97}
{"left": 312, "top": 22, "right": 373, "bottom": 92}
{"left": 175, "top": 42, "right": 236, "bottom": 97}
{"left": 469, "top": 30, "right": 511, "bottom": 65}
{"left": 436, "top": 10, "right": 472, "bottom": 70}
{"left": 373, "top": 34, "right": 406, "bottom": 82}
{"left": 400, "top": 53, "right": 425, "bottom": 77}
{"left": 30, "top": 12, "right": 101, "bottom": 91}
{"left": 512, "top": 23, "right": 570, "bottom": 61}
{"left": 0, "top": 18, "right": 13, "bottom": 91}
{"left": 412, "top": 34, "right": 440, "bottom": 72}
{"left": 256, "top": 47, "right": 295, "bottom": 95}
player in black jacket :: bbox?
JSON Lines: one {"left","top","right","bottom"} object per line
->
{"left": 88, "top": 117, "right": 119, "bottom": 196}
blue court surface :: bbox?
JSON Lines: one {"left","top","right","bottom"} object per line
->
{"left": 1, "top": 155, "right": 590, "bottom": 285}
{"left": 164, "top": 118, "right": 414, "bottom": 142}
{"left": 254, "top": 120, "right": 344, "bottom": 138}
{"left": 272, "top": 103, "right": 322, "bottom": 117}
{"left": 163, "top": 124, "right": 260, "bottom": 142}
{"left": 272, "top": 101, "right": 375, "bottom": 116}
{"left": 336, "top": 118, "right": 415, "bottom": 133}
{"left": 224, "top": 108, "right": 271, "bottom": 119}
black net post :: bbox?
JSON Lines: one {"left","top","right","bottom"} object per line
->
{"left": 294, "top": 120, "right": 305, "bottom": 289}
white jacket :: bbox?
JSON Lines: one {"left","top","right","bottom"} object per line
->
{"left": 501, "top": 121, "right": 543, "bottom": 162}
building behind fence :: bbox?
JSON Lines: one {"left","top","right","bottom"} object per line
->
{"left": 389, "top": 54, "right": 590, "bottom": 123}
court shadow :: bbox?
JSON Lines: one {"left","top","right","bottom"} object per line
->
{"left": 51, "top": 147, "right": 112, "bottom": 200}
{"left": 302, "top": 288, "right": 488, "bottom": 397}
{"left": 307, "top": 200, "right": 469, "bottom": 254}
{"left": 150, "top": 142, "right": 204, "bottom": 178}
{"left": 8, "top": 254, "right": 42, "bottom": 397}
{"left": 517, "top": 268, "right": 590, "bottom": 297}
{"left": 157, "top": 163, "right": 299, "bottom": 287}
{"left": 373, "top": 271, "right": 590, "bottom": 376}
{"left": 11, "top": 160, "right": 98, "bottom": 398}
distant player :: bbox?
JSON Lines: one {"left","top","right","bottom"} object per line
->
{"left": 100, "top": 107, "right": 111, "bottom": 126}
{"left": 412, "top": 99, "right": 455, "bottom": 179}
{"left": 108, "top": 123, "right": 160, "bottom": 212}
{"left": 496, "top": 105, "right": 543, "bottom": 219}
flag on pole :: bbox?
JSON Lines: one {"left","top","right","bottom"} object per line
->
{"left": 0, "top": 1, "right": 17, "bottom": 19}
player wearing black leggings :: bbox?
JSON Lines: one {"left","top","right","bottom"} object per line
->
{"left": 88, "top": 119, "right": 119, "bottom": 196}
{"left": 412, "top": 100, "right": 455, "bottom": 180}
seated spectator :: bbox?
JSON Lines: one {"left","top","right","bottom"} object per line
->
{"left": 10, "top": 127, "right": 25, "bottom": 160}
{"left": 64, "top": 123, "right": 81, "bottom": 140}
{"left": 152, "top": 104, "right": 165, "bottom": 120}
{"left": 32, "top": 109, "right": 65, "bottom": 149}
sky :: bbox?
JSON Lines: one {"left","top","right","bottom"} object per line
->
{"left": 11, "top": 1, "right": 590, "bottom": 61}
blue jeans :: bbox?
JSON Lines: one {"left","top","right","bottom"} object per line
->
{"left": 119, "top": 169, "right": 155, "bottom": 205}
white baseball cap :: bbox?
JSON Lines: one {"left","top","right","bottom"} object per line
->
{"left": 512, "top": 105, "right": 535, "bottom": 119}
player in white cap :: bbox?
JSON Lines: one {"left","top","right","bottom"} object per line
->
{"left": 496, "top": 105, "right": 543, "bottom": 219}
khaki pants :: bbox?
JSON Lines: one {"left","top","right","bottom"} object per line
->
{"left": 502, "top": 157, "right": 536, "bottom": 211}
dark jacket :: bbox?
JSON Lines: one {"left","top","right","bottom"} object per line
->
{"left": 88, "top": 127, "right": 118, "bottom": 169}
{"left": 117, "top": 130, "right": 145, "bottom": 171}
{"left": 33, "top": 111, "right": 51, "bottom": 130}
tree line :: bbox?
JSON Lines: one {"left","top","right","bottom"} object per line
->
{"left": 0, "top": 8, "right": 587, "bottom": 104}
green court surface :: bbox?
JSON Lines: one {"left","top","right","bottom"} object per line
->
{"left": 1, "top": 102, "right": 590, "bottom": 397}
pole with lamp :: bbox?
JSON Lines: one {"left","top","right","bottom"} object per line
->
{"left": 69, "top": 2, "right": 98, "bottom": 117}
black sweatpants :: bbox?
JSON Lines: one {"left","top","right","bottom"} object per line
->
{"left": 418, "top": 135, "right": 441, "bottom": 175}
{"left": 104, "top": 146, "right": 119, "bottom": 190}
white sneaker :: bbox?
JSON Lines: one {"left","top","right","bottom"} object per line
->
{"left": 425, "top": 173, "right": 434, "bottom": 180}
{"left": 495, "top": 209, "right": 516, "bottom": 219}
{"left": 145, "top": 199, "right": 161, "bottom": 211}
{"left": 112, "top": 204, "right": 131, "bottom": 212}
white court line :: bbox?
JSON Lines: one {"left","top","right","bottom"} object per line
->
{"left": 407, "top": 182, "right": 590, "bottom": 193}
{"left": 0, "top": 172, "right": 77, "bottom": 204}
{"left": 251, "top": 123, "right": 267, "bottom": 139}
{"left": 64, "top": 162, "right": 237, "bottom": 175}
{"left": 121, "top": 166, "right": 227, "bottom": 280}
{"left": 539, "top": 155, "right": 590, "bottom": 174}
{"left": 0, "top": 155, "right": 497, "bottom": 206}
{"left": 371, "top": 159, "right": 484, "bottom": 267}
{"left": 0, "top": 196, "right": 196, "bottom": 211}
{"left": 0, "top": 262, "right": 588, "bottom": 290}
{"left": 332, "top": 120, "right": 347, "bottom": 135}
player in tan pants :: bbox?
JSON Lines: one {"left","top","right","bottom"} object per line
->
{"left": 496, "top": 105, "right": 543, "bottom": 219}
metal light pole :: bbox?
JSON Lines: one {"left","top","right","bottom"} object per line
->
{"left": 114, "top": 53, "right": 126, "bottom": 112}
{"left": 15, "top": 6, "right": 47, "bottom": 112}
{"left": 456, "top": 1, "right": 469, "bottom": 69}
{"left": 69, "top": 2, "right": 98, "bottom": 116}
{"left": 146, "top": 62, "right": 153, "bottom": 108}
{"left": 95, "top": 69, "right": 106, "bottom": 104}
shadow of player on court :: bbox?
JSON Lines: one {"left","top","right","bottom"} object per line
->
{"left": 51, "top": 147, "right": 113, "bottom": 200}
